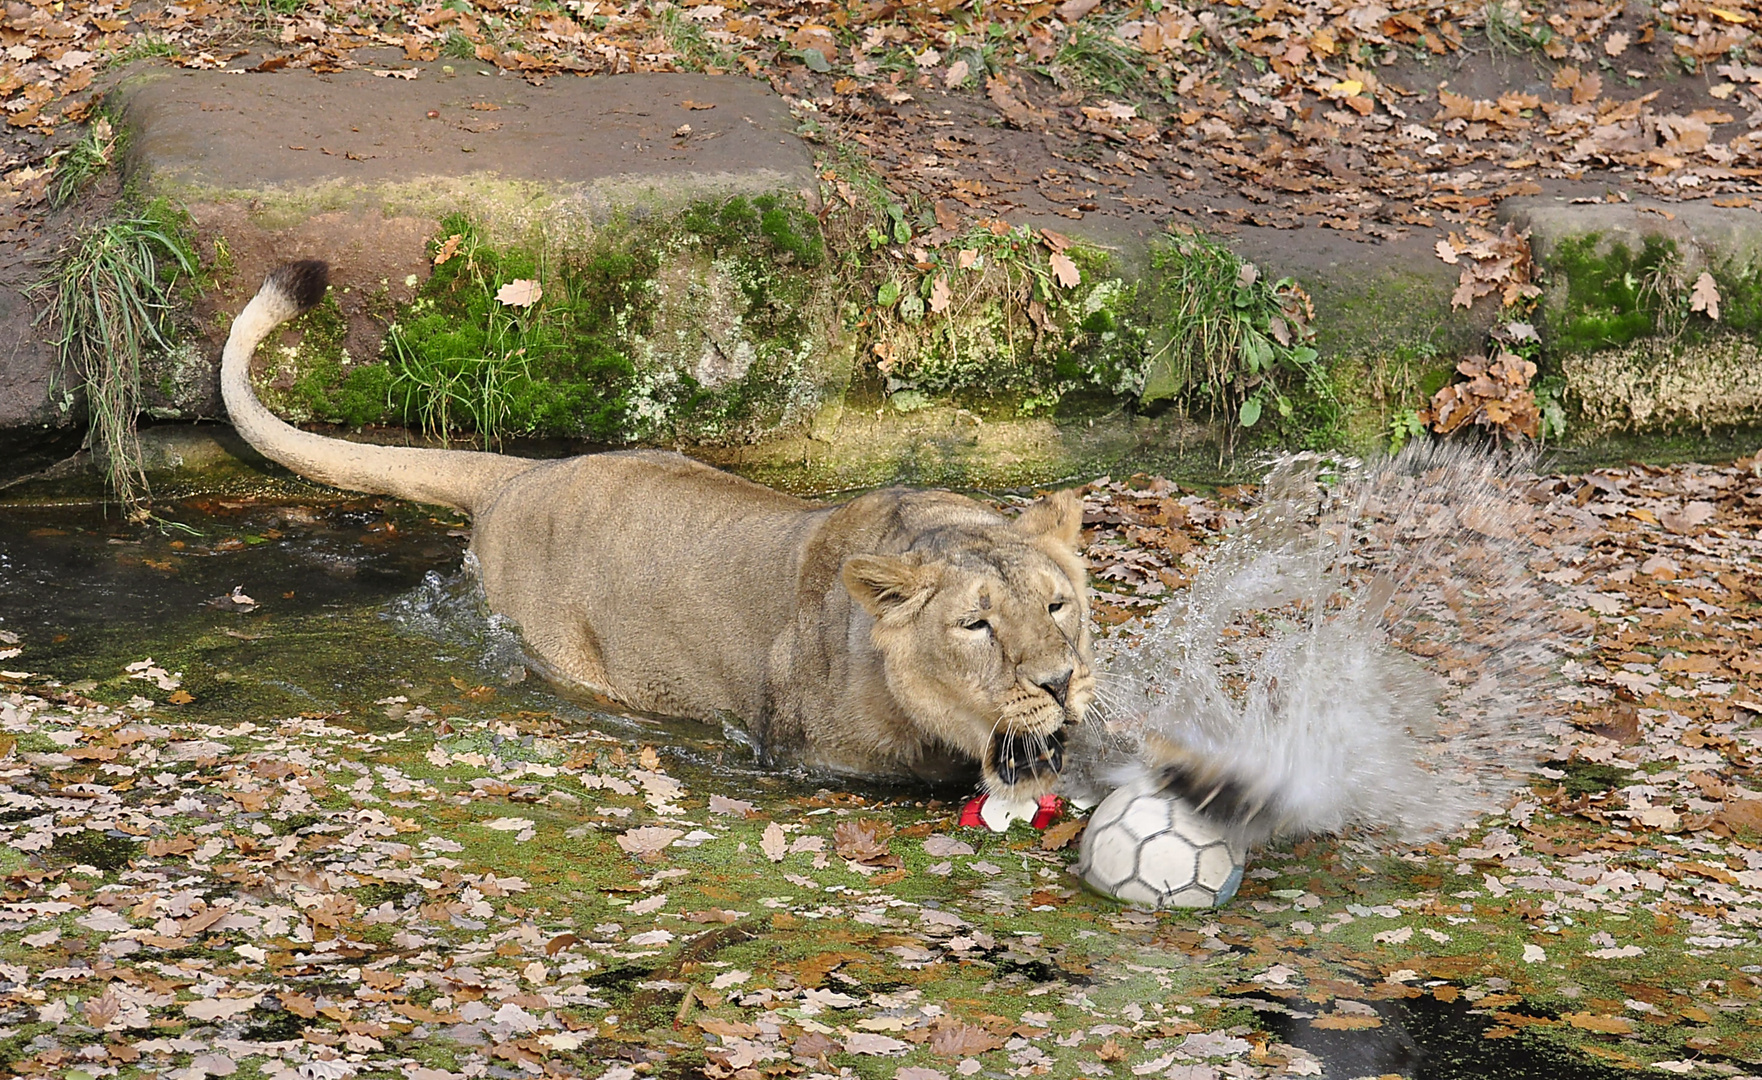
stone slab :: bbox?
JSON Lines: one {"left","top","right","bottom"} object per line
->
{"left": 1501, "top": 195, "right": 1762, "bottom": 269}
{"left": 122, "top": 64, "right": 819, "bottom": 238}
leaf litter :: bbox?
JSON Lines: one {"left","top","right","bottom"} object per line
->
{"left": 6, "top": 0, "right": 1762, "bottom": 258}
{"left": 0, "top": 455, "right": 1760, "bottom": 1076}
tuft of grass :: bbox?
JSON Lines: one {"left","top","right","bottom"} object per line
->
{"left": 33, "top": 204, "right": 196, "bottom": 513}
{"left": 442, "top": 31, "right": 477, "bottom": 59}
{"left": 658, "top": 7, "right": 738, "bottom": 72}
{"left": 1142, "top": 231, "right": 1324, "bottom": 445}
{"left": 1046, "top": 19, "right": 1150, "bottom": 96}
{"left": 50, "top": 115, "right": 123, "bottom": 209}
{"left": 108, "top": 35, "right": 175, "bottom": 65}
{"left": 1481, "top": 0, "right": 1554, "bottom": 57}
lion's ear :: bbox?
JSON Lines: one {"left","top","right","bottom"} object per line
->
{"left": 842, "top": 553, "right": 935, "bottom": 618}
{"left": 1014, "top": 489, "right": 1083, "bottom": 550}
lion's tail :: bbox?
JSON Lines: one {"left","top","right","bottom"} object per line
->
{"left": 221, "top": 261, "right": 542, "bottom": 513}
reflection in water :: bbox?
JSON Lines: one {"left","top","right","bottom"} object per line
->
{"left": 1248, "top": 993, "right": 1625, "bottom": 1080}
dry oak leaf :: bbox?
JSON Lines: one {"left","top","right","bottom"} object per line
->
{"left": 496, "top": 278, "right": 542, "bottom": 308}
{"left": 760, "top": 820, "right": 787, "bottom": 862}
{"left": 844, "top": 1032, "right": 910, "bottom": 1055}
{"left": 616, "top": 825, "right": 682, "bottom": 859}
{"left": 433, "top": 233, "right": 463, "bottom": 266}
{"left": 929, "top": 1021, "right": 1005, "bottom": 1057}
{"left": 1049, "top": 251, "right": 1081, "bottom": 288}
{"left": 833, "top": 817, "right": 896, "bottom": 864}
{"left": 1040, "top": 817, "right": 1086, "bottom": 851}
{"left": 1566, "top": 1013, "right": 1633, "bottom": 1034}
{"left": 1690, "top": 272, "right": 1721, "bottom": 321}
{"left": 929, "top": 275, "right": 952, "bottom": 314}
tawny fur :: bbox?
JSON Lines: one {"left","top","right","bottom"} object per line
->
{"left": 221, "top": 262, "right": 1095, "bottom": 791}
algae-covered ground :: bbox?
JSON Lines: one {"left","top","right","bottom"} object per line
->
{"left": 0, "top": 459, "right": 1760, "bottom": 1080}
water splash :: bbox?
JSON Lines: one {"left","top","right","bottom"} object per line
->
{"left": 381, "top": 551, "right": 531, "bottom": 685}
{"left": 1068, "top": 443, "right": 1572, "bottom": 847}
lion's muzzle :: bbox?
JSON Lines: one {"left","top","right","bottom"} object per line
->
{"left": 990, "top": 726, "right": 1066, "bottom": 785}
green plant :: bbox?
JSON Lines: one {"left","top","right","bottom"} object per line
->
{"left": 1141, "top": 231, "right": 1322, "bottom": 444}
{"left": 1386, "top": 409, "right": 1428, "bottom": 452}
{"left": 50, "top": 115, "right": 122, "bottom": 209}
{"left": 442, "top": 31, "right": 477, "bottom": 59}
{"left": 1046, "top": 18, "right": 1150, "bottom": 95}
{"left": 108, "top": 35, "right": 175, "bottom": 65}
{"left": 1481, "top": 0, "right": 1553, "bottom": 56}
{"left": 32, "top": 203, "right": 196, "bottom": 513}
{"left": 658, "top": 7, "right": 737, "bottom": 72}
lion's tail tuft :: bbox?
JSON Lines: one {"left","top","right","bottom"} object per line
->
{"left": 221, "top": 261, "right": 542, "bottom": 513}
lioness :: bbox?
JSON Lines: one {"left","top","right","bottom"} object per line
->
{"left": 222, "top": 262, "right": 1095, "bottom": 798}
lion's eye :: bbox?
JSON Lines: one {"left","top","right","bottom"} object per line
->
{"left": 1048, "top": 601, "right": 1066, "bottom": 614}
{"left": 962, "top": 619, "right": 991, "bottom": 633}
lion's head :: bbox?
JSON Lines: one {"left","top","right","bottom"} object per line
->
{"left": 841, "top": 490, "right": 1094, "bottom": 797}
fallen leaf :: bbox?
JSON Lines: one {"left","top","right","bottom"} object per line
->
{"left": 929, "top": 276, "right": 952, "bottom": 314}
{"left": 1689, "top": 272, "right": 1721, "bottom": 321}
{"left": 496, "top": 279, "right": 542, "bottom": 308}
{"left": 1049, "top": 251, "right": 1081, "bottom": 288}
{"left": 760, "top": 821, "right": 787, "bottom": 862}
{"left": 616, "top": 826, "right": 683, "bottom": 858}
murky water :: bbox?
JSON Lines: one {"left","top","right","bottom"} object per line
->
{"left": 0, "top": 492, "right": 937, "bottom": 808}
{"left": 0, "top": 491, "right": 1631, "bottom": 1078}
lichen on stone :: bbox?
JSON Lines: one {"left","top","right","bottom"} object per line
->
{"left": 1563, "top": 334, "right": 1762, "bottom": 434}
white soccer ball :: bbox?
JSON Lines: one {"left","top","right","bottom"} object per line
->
{"left": 1076, "top": 775, "right": 1247, "bottom": 909}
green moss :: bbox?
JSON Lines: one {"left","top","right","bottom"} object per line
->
{"left": 1544, "top": 233, "right": 1678, "bottom": 355}
{"left": 861, "top": 227, "right": 1153, "bottom": 417}
{"left": 272, "top": 196, "right": 844, "bottom": 446}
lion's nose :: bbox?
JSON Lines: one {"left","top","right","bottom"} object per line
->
{"left": 1037, "top": 669, "right": 1073, "bottom": 707}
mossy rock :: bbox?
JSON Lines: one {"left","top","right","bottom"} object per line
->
{"left": 1562, "top": 333, "right": 1762, "bottom": 435}
{"left": 257, "top": 196, "right": 850, "bottom": 446}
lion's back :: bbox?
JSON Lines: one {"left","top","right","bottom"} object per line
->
{"left": 469, "top": 450, "right": 825, "bottom": 717}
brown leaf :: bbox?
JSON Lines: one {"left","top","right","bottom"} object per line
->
{"left": 929, "top": 1021, "right": 1005, "bottom": 1057}
{"left": 699, "top": 1017, "right": 761, "bottom": 1038}
{"left": 833, "top": 817, "right": 894, "bottom": 864}
{"left": 1049, "top": 251, "right": 1081, "bottom": 289}
{"left": 146, "top": 835, "right": 196, "bottom": 857}
{"left": 1689, "top": 272, "right": 1721, "bottom": 321}
{"left": 616, "top": 826, "right": 683, "bottom": 860}
{"left": 929, "top": 276, "right": 952, "bottom": 315}
{"left": 1311, "top": 1014, "right": 1384, "bottom": 1030}
{"left": 83, "top": 987, "right": 121, "bottom": 1028}
{"left": 279, "top": 992, "right": 318, "bottom": 1018}
{"left": 793, "top": 1030, "right": 840, "bottom": 1061}
{"left": 760, "top": 821, "right": 787, "bottom": 862}
{"left": 1565, "top": 1013, "right": 1633, "bottom": 1034}
{"left": 1040, "top": 818, "right": 1086, "bottom": 851}
{"left": 544, "top": 933, "right": 580, "bottom": 955}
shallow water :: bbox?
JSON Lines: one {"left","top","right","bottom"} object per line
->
{"left": 0, "top": 493, "right": 929, "bottom": 806}
{"left": 0, "top": 493, "right": 1644, "bottom": 1079}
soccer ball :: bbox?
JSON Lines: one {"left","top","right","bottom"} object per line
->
{"left": 1077, "top": 775, "right": 1247, "bottom": 909}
